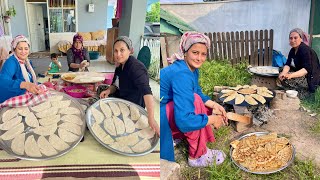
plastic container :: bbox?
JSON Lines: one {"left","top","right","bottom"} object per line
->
{"left": 286, "top": 90, "right": 298, "bottom": 98}
{"left": 64, "top": 85, "right": 87, "bottom": 98}
{"left": 89, "top": 51, "right": 100, "bottom": 60}
{"left": 104, "top": 73, "right": 114, "bottom": 85}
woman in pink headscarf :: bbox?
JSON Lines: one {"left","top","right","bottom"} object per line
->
{"left": 0, "top": 35, "right": 42, "bottom": 103}
{"left": 67, "top": 34, "right": 90, "bottom": 72}
{"left": 160, "top": 32, "right": 227, "bottom": 167}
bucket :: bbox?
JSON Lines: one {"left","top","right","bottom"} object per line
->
{"left": 63, "top": 85, "right": 87, "bottom": 98}
{"left": 104, "top": 73, "right": 114, "bottom": 85}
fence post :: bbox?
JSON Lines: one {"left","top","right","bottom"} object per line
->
{"left": 264, "top": 29, "right": 269, "bottom": 65}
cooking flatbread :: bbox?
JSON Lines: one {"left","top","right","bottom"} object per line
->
{"left": 39, "top": 114, "right": 61, "bottom": 126}
{"left": 0, "top": 123, "right": 24, "bottom": 140}
{"left": 58, "top": 128, "right": 79, "bottom": 143}
{"left": 220, "top": 91, "right": 236, "bottom": 98}
{"left": 112, "top": 116, "right": 125, "bottom": 135}
{"left": 17, "top": 107, "right": 30, "bottom": 116}
{"left": 49, "top": 134, "right": 70, "bottom": 151}
{"left": 115, "top": 133, "right": 140, "bottom": 146}
{"left": 33, "top": 124, "right": 57, "bottom": 136}
{"left": 61, "top": 114, "right": 83, "bottom": 125}
{"left": 221, "top": 89, "right": 235, "bottom": 94}
{"left": 131, "top": 138, "right": 152, "bottom": 153}
{"left": 91, "top": 106, "right": 104, "bottom": 124}
{"left": 135, "top": 115, "right": 149, "bottom": 129}
{"left": 31, "top": 101, "right": 51, "bottom": 113}
{"left": 109, "top": 142, "right": 133, "bottom": 153}
{"left": 99, "top": 101, "right": 112, "bottom": 118}
{"left": 242, "top": 85, "right": 250, "bottom": 89}
{"left": 48, "top": 95, "right": 64, "bottom": 102}
{"left": 235, "top": 94, "right": 245, "bottom": 105}
{"left": 11, "top": 133, "right": 25, "bottom": 155}
{"left": 103, "top": 117, "right": 117, "bottom": 136}
{"left": 37, "top": 136, "right": 58, "bottom": 156}
{"left": 25, "top": 113, "right": 39, "bottom": 128}
{"left": 244, "top": 95, "right": 258, "bottom": 105}
{"left": 223, "top": 92, "right": 238, "bottom": 103}
{"left": 130, "top": 105, "right": 140, "bottom": 121}
{"left": 35, "top": 106, "right": 59, "bottom": 119}
{"left": 123, "top": 117, "right": 135, "bottom": 133}
{"left": 257, "top": 89, "right": 274, "bottom": 98}
{"left": 0, "top": 116, "right": 22, "bottom": 130}
{"left": 25, "top": 135, "right": 42, "bottom": 157}
{"left": 59, "top": 122, "right": 82, "bottom": 135}
{"left": 59, "top": 107, "right": 81, "bottom": 115}
{"left": 2, "top": 108, "right": 19, "bottom": 122}
{"left": 51, "top": 100, "right": 71, "bottom": 108}
{"left": 137, "top": 127, "right": 155, "bottom": 139}
{"left": 238, "top": 88, "right": 256, "bottom": 95}
{"left": 249, "top": 85, "right": 258, "bottom": 90}
{"left": 250, "top": 94, "right": 266, "bottom": 104}
{"left": 108, "top": 102, "right": 121, "bottom": 116}
{"left": 118, "top": 102, "right": 130, "bottom": 117}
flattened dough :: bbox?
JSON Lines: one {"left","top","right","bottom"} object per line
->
{"left": 2, "top": 108, "right": 19, "bottom": 122}
{"left": 108, "top": 102, "right": 121, "bottom": 116}
{"left": 59, "top": 107, "right": 81, "bottom": 115}
{"left": 109, "top": 142, "right": 133, "bottom": 153}
{"left": 25, "top": 113, "right": 39, "bottom": 128}
{"left": 92, "top": 122, "right": 114, "bottom": 144}
{"left": 112, "top": 116, "right": 125, "bottom": 135}
{"left": 130, "top": 105, "right": 140, "bottom": 121}
{"left": 49, "top": 134, "right": 70, "bottom": 151}
{"left": 123, "top": 117, "right": 135, "bottom": 133}
{"left": 33, "top": 124, "right": 57, "bottom": 136}
{"left": 31, "top": 101, "right": 51, "bottom": 113}
{"left": 48, "top": 95, "right": 64, "bottom": 102}
{"left": 0, "top": 116, "right": 22, "bottom": 130}
{"left": 11, "top": 133, "right": 25, "bottom": 155}
{"left": 25, "top": 135, "right": 42, "bottom": 157}
{"left": 103, "top": 117, "right": 117, "bottom": 136}
{"left": 61, "top": 114, "right": 83, "bottom": 125}
{"left": 39, "top": 114, "right": 61, "bottom": 126}
{"left": 137, "top": 127, "right": 155, "bottom": 139}
{"left": 0, "top": 123, "right": 24, "bottom": 140}
{"left": 118, "top": 102, "right": 130, "bottom": 117}
{"left": 91, "top": 106, "right": 104, "bottom": 124}
{"left": 99, "top": 101, "right": 112, "bottom": 118}
{"left": 17, "top": 107, "right": 30, "bottom": 116}
{"left": 115, "top": 133, "right": 140, "bottom": 146}
{"left": 59, "top": 122, "right": 82, "bottom": 135}
{"left": 58, "top": 128, "right": 79, "bottom": 143}
{"left": 135, "top": 115, "right": 149, "bottom": 129}
{"left": 35, "top": 106, "right": 59, "bottom": 119}
{"left": 51, "top": 100, "right": 71, "bottom": 108}
{"left": 131, "top": 138, "right": 151, "bottom": 153}
{"left": 37, "top": 136, "right": 58, "bottom": 156}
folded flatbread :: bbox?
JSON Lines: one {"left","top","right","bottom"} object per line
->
{"left": 49, "top": 134, "right": 70, "bottom": 151}
{"left": 39, "top": 114, "right": 61, "bottom": 126}
{"left": 250, "top": 94, "right": 266, "bottom": 104}
{"left": 91, "top": 106, "right": 104, "bottom": 124}
{"left": 0, "top": 123, "right": 24, "bottom": 140}
{"left": 31, "top": 101, "right": 51, "bottom": 113}
{"left": 223, "top": 92, "right": 238, "bottom": 103}
{"left": 137, "top": 127, "right": 155, "bottom": 139}
{"left": 92, "top": 122, "right": 114, "bottom": 144}
{"left": 51, "top": 100, "right": 71, "bottom": 108}
{"left": 108, "top": 102, "right": 121, "bottom": 116}
{"left": 59, "top": 122, "right": 82, "bottom": 135}
{"left": 123, "top": 117, "right": 135, "bottom": 133}
{"left": 59, "top": 107, "right": 81, "bottom": 115}
{"left": 0, "top": 116, "right": 22, "bottom": 130}
{"left": 58, "top": 128, "right": 79, "bottom": 143}
{"left": 17, "top": 107, "right": 30, "bottom": 116}
{"left": 11, "top": 133, "right": 25, "bottom": 155}
{"left": 113, "top": 116, "right": 125, "bottom": 135}
{"left": 37, "top": 136, "right": 58, "bottom": 156}
{"left": 103, "top": 117, "right": 117, "bottom": 136}
{"left": 135, "top": 115, "right": 149, "bottom": 129}
{"left": 2, "top": 108, "right": 19, "bottom": 122}
{"left": 130, "top": 105, "right": 140, "bottom": 121}
{"left": 118, "top": 102, "right": 130, "bottom": 117}
{"left": 33, "top": 124, "right": 57, "bottom": 136}
{"left": 99, "top": 101, "right": 112, "bottom": 118}
{"left": 115, "top": 132, "right": 140, "bottom": 146}
{"left": 25, "top": 135, "right": 42, "bottom": 157}
{"left": 109, "top": 142, "right": 133, "bottom": 153}
{"left": 25, "top": 113, "right": 39, "bottom": 128}
{"left": 61, "top": 114, "right": 83, "bottom": 125}
{"left": 35, "top": 106, "right": 59, "bottom": 119}
{"left": 244, "top": 95, "right": 258, "bottom": 105}
{"left": 48, "top": 95, "right": 64, "bottom": 102}
{"left": 131, "top": 138, "right": 151, "bottom": 153}
{"left": 235, "top": 94, "right": 245, "bottom": 105}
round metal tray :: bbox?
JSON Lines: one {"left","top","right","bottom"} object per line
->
{"left": 61, "top": 72, "right": 105, "bottom": 84}
{"left": 218, "top": 90, "right": 275, "bottom": 106}
{"left": 86, "top": 98, "right": 159, "bottom": 156}
{"left": 0, "top": 91, "right": 86, "bottom": 161}
{"left": 248, "top": 66, "right": 279, "bottom": 77}
{"left": 230, "top": 132, "right": 295, "bottom": 174}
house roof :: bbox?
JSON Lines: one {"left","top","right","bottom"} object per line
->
{"left": 160, "top": 8, "right": 195, "bottom": 35}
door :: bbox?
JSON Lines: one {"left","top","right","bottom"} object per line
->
{"left": 27, "top": 4, "right": 46, "bottom": 52}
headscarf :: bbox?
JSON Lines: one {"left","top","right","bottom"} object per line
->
{"left": 167, "top": 31, "right": 211, "bottom": 63}
{"left": 11, "top": 35, "right": 37, "bottom": 84}
{"left": 114, "top": 36, "right": 134, "bottom": 53}
{"left": 289, "top": 28, "right": 309, "bottom": 46}
{"left": 71, "top": 34, "right": 85, "bottom": 62}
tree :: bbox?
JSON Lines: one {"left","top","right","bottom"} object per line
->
{"left": 146, "top": 2, "right": 160, "bottom": 22}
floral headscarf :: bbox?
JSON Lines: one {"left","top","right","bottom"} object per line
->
{"left": 71, "top": 34, "right": 85, "bottom": 61}
{"left": 168, "top": 31, "right": 211, "bottom": 63}
{"left": 114, "top": 36, "right": 134, "bottom": 54}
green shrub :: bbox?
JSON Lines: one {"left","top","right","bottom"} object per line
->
{"left": 199, "top": 60, "right": 252, "bottom": 97}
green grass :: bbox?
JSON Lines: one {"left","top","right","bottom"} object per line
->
{"left": 301, "top": 88, "right": 320, "bottom": 134}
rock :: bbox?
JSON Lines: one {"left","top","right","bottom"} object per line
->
{"left": 270, "top": 96, "right": 300, "bottom": 111}
{"left": 160, "top": 159, "right": 181, "bottom": 180}
{"left": 310, "top": 113, "right": 317, "bottom": 117}
{"left": 307, "top": 110, "right": 311, "bottom": 113}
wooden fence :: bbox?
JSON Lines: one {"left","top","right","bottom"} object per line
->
{"left": 205, "top": 29, "right": 274, "bottom": 66}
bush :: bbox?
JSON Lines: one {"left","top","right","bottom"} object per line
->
{"left": 199, "top": 60, "right": 252, "bottom": 97}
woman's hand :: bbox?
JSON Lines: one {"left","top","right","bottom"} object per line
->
{"left": 212, "top": 102, "right": 228, "bottom": 125}
{"left": 21, "top": 82, "right": 42, "bottom": 94}
{"left": 279, "top": 72, "right": 287, "bottom": 81}
{"left": 284, "top": 73, "right": 293, "bottom": 80}
{"left": 208, "top": 115, "right": 226, "bottom": 129}
{"left": 100, "top": 89, "right": 110, "bottom": 98}
{"left": 148, "top": 118, "right": 160, "bottom": 136}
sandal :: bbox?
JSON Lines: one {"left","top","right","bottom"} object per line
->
{"left": 188, "top": 148, "right": 226, "bottom": 167}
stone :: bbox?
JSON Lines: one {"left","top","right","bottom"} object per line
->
{"left": 160, "top": 159, "right": 181, "bottom": 180}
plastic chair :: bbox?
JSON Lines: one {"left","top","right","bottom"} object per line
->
{"left": 137, "top": 46, "right": 151, "bottom": 69}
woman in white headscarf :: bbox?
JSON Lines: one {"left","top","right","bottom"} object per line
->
{"left": 0, "top": 35, "right": 42, "bottom": 103}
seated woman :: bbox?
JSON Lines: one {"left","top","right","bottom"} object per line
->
{"left": 99, "top": 36, "right": 159, "bottom": 135}
{"left": 0, "top": 35, "right": 42, "bottom": 103}
{"left": 160, "top": 32, "right": 228, "bottom": 167}
{"left": 67, "top": 34, "right": 90, "bottom": 72}
{"left": 278, "top": 28, "right": 320, "bottom": 98}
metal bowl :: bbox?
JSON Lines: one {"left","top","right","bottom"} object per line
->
{"left": 86, "top": 98, "right": 159, "bottom": 156}
{"left": 0, "top": 91, "right": 86, "bottom": 161}
{"left": 248, "top": 66, "right": 279, "bottom": 77}
{"left": 230, "top": 132, "right": 295, "bottom": 174}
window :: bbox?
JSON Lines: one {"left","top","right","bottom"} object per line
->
{"left": 0, "top": 0, "right": 9, "bottom": 36}
{"left": 48, "top": 0, "right": 76, "bottom": 33}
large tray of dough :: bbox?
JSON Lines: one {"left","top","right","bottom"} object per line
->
{"left": 86, "top": 98, "right": 159, "bottom": 156}
{"left": 0, "top": 91, "right": 86, "bottom": 160}
{"left": 61, "top": 72, "right": 105, "bottom": 84}
{"left": 248, "top": 66, "right": 279, "bottom": 77}
{"left": 230, "top": 132, "right": 295, "bottom": 174}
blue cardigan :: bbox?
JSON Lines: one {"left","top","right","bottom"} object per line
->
{"left": 160, "top": 60, "right": 210, "bottom": 162}
{"left": 0, "top": 55, "right": 31, "bottom": 103}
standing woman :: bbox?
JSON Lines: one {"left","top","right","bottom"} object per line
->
{"left": 0, "top": 35, "right": 42, "bottom": 103}
{"left": 100, "top": 36, "right": 159, "bottom": 135}
{"left": 278, "top": 28, "right": 320, "bottom": 98}
{"left": 160, "top": 32, "right": 228, "bottom": 167}
{"left": 67, "top": 34, "right": 90, "bottom": 72}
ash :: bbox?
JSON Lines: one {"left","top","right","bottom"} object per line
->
{"left": 248, "top": 104, "right": 275, "bottom": 126}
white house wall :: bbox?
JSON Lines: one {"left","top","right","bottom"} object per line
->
{"left": 161, "top": 0, "right": 311, "bottom": 57}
